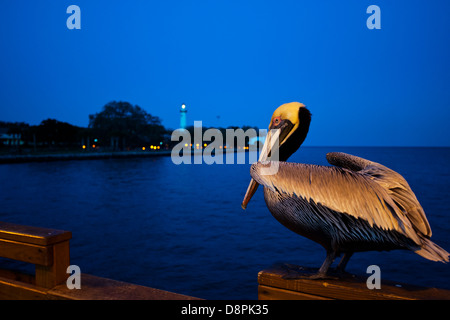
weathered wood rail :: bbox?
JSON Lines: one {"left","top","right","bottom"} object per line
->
{"left": 258, "top": 264, "right": 450, "bottom": 300}
{"left": 0, "top": 221, "right": 200, "bottom": 300}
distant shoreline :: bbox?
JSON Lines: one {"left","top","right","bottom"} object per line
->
{"left": 1, "top": 146, "right": 448, "bottom": 164}
{"left": 0, "top": 148, "right": 251, "bottom": 164}
{"left": 0, "top": 150, "right": 173, "bottom": 164}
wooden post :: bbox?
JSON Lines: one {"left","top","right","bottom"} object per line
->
{"left": 35, "top": 240, "right": 70, "bottom": 288}
{"left": 258, "top": 263, "right": 450, "bottom": 300}
{"left": 0, "top": 222, "right": 72, "bottom": 288}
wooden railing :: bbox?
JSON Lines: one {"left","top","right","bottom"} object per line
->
{"left": 0, "top": 221, "right": 71, "bottom": 290}
{"left": 0, "top": 221, "right": 200, "bottom": 300}
{"left": 2, "top": 221, "right": 449, "bottom": 300}
{"left": 258, "top": 264, "right": 450, "bottom": 300}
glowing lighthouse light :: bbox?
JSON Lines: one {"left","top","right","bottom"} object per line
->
{"left": 180, "top": 103, "right": 187, "bottom": 130}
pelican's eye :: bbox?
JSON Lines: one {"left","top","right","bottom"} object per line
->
{"left": 273, "top": 116, "right": 281, "bottom": 127}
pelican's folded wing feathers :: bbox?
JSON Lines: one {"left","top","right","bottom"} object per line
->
{"left": 326, "top": 152, "right": 432, "bottom": 237}
{"left": 250, "top": 160, "right": 421, "bottom": 244}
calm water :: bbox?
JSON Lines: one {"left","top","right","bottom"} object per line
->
{"left": 1, "top": 147, "right": 449, "bottom": 299}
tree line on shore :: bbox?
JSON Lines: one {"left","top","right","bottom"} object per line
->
{"left": 0, "top": 101, "right": 258, "bottom": 153}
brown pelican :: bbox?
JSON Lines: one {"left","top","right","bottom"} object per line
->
{"left": 242, "top": 102, "right": 449, "bottom": 278}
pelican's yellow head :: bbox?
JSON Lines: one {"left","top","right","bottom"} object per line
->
{"left": 241, "top": 101, "right": 311, "bottom": 210}
{"left": 269, "top": 102, "right": 305, "bottom": 146}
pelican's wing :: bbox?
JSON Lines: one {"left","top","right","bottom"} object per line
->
{"left": 250, "top": 161, "right": 421, "bottom": 244}
{"left": 326, "top": 152, "right": 431, "bottom": 237}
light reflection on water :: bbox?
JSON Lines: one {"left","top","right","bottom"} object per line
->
{"left": 0, "top": 147, "right": 449, "bottom": 299}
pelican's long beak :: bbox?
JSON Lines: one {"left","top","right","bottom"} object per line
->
{"left": 241, "top": 178, "right": 259, "bottom": 210}
{"left": 241, "top": 129, "right": 281, "bottom": 210}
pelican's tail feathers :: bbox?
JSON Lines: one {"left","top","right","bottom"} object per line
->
{"left": 415, "top": 236, "right": 449, "bottom": 263}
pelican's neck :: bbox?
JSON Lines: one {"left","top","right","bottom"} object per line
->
{"left": 279, "top": 107, "right": 311, "bottom": 161}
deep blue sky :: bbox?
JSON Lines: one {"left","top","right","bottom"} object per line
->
{"left": 1, "top": 1, "right": 449, "bottom": 146}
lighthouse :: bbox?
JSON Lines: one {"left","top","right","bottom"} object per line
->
{"left": 180, "top": 103, "right": 187, "bottom": 129}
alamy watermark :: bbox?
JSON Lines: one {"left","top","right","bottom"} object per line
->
{"left": 66, "top": 265, "right": 81, "bottom": 289}
{"left": 367, "top": 5, "right": 381, "bottom": 30}
{"left": 66, "top": 5, "right": 81, "bottom": 30}
{"left": 366, "top": 265, "right": 381, "bottom": 289}
{"left": 65, "top": 5, "right": 380, "bottom": 31}
{"left": 170, "top": 121, "right": 280, "bottom": 175}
